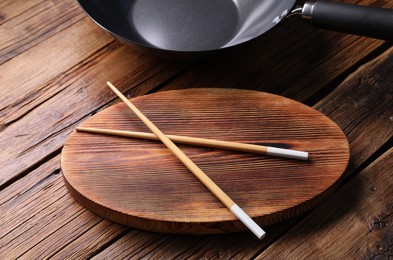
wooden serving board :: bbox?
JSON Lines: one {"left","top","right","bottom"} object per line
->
{"left": 61, "top": 88, "right": 349, "bottom": 235}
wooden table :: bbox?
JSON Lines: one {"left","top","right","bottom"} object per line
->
{"left": 1, "top": 0, "right": 392, "bottom": 258}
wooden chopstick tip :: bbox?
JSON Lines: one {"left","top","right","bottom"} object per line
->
{"left": 107, "top": 81, "right": 119, "bottom": 92}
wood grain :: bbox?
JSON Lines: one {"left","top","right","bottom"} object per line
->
{"left": 0, "top": 0, "right": 84, "bottom": 64}
{"left": 0, "top": 16, "right": 186, "bottom": 187}
{"left": 255, "top": 147, "right": 393, "bottom": 260}
{"left": 61, "top": 88, "right": 349, "bottom": 234}
{"left": 0, "top": 156, "right": 127, "bottom": 259}
{"left": 1, "top": 0, "right": 393, "bottom": 258}
{"left": 316, "top": 46, "right": 393, "bottom": 170}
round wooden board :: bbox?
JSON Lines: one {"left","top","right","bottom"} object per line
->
{"left": 61, "top": 88, "right": 349, "bottom": 235}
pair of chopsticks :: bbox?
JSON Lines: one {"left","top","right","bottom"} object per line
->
{"left": 83, "top": 82, "right": 308, "bottom": 239}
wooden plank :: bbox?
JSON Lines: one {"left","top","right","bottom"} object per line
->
{"left": 0, "top": 0, "right": 84, "bottom": 64}
{"left": 91, "top": 224, "right": 296, "bottom": 260}
{"left": 50, "top": 220, "right": 127, "bottom": 259}
{"left": 315, "top": 47, "right": 393, "bottom": 169}
{"left": 255, "top": 147, "right": 393, "bottom": 259}
{"left": 0, "top": 17, "right": 113, "bottom": 128}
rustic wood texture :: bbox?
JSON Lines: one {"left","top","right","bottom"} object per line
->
{"left": 256, "top": 147, "right": 393, "bottom": 260}
{"left": 1, "top": 0, "right": 392, "bottom": 258}
{"left": 62, "top": 89, "right": 349, "bottom": 234}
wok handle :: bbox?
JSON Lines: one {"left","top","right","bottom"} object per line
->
{"left": 302, "top": 0, "right": 393, "bottom": 41}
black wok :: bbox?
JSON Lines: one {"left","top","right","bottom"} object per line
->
{"left": 77, "top": 0, "right": 393, "bottom": 57}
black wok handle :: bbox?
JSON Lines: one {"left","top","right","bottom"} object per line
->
{"left": 302, "top": 0, "right": 393, "bottom": 41}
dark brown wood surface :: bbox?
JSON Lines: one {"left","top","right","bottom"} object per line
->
{"left": 61, "top": 89, "right": 349, "bottom": 234}
{"left": 1, "top": 0, "right": 392, "bottom": 258}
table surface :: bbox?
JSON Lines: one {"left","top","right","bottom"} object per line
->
{"left": 1, "top": 0, "right": 392, "bottom": 259}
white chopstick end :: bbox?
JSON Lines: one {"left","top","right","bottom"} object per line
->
{"left": 266, "top": 147, "right": 309, "bottom": 160}
{"left": 230, "top": 204, "right": 266, "bottom": 240}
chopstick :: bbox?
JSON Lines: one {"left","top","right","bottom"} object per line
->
{"left": 106, "top": 81, "right": 266, "bottom": 239}
{"left": 76, "top": 127, "right": 309, "bottom": 160}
